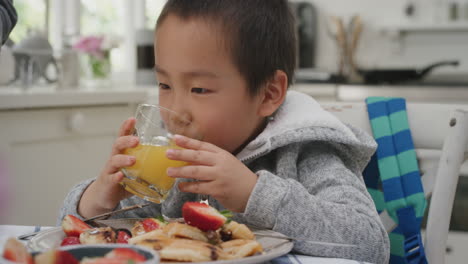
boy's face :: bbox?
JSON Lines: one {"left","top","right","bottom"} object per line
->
{"left": 155, "top": 15, "right": 266, "bottom": 153}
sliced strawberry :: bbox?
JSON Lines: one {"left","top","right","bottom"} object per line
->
{"left": 60, "top": 236, "right": 81, "bottom": 246}
{"left": 61, "top": 215, "right": 91, "bottom": 237}
{"left": 182, "top": 202, "right": 229, "bottom": 231}
{"left": 105, "top": 248, "right": 146, "bottom": 262}
{"left": 2, "top": 238, "right": 33, "bottom": 264}
{"left": 115, "top": 229, "right": 132, "bottom": 244}
{"left": 131, "top": 217, "right": 167, "bottom": 236}
{"left": 34, "top": 250, "right": 79, "bottom": 264}
{"left": 141, "top": 218, "right": 164, "bottom": 232}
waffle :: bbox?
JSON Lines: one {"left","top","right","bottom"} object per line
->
{"left": 163, "top": 222, "right": 209, "bottom": 242}
{"left": 220, "top": 239, "right": 263, "bottom": 258}
{"left": 134, "top": 238, "right": 230, "bottom": 262}
{"left": 223, "top": 221, "right": 255, "bottom": 240}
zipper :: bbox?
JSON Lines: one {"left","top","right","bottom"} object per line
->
{"left": 239, "top": 149, "right": 269, "bottom": 163}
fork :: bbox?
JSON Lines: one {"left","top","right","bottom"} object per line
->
{"left": 17, "top": 203, "right": 151, "bottom": 240}
{"left": 199, "top": 194, "right": 210, "bottom": 205}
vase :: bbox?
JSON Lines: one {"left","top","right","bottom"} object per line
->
{"left": 82, "top": 52, "right": 111, "bottom": 88}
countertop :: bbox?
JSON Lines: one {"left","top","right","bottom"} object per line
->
{"left": 337, "top": 84, "right": 468, "bottom": 104}
{"left": 293, "top": 82, "right": 468, "bottom": 104}
{"left": 2, "top": 82, "right": 467, "bottom": 110}
{"left": 0, "top": 85, "right": 152, "bottom": 110}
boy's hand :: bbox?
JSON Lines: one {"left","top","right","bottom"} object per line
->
{"left": 166, "top": 135, "right": 258, "bottom": 213}
{"left": 78, "top": 118, "right": 139, "bottom": 218}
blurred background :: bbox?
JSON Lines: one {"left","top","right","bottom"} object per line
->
{"left": 3, "top": 0, "right": 468, "bottom": 88}
{"left": 0, "top": 0, "right": 467, "bottom": 262}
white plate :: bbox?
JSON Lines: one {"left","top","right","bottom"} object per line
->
{"left": 28, "top": 218, "right": 294, "bottom": 264}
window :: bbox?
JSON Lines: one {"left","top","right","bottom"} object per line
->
{"left": 146, "top": 0, "right": 166, "bottom": 29}
{"left": 80, "top": 0, "right": 166, "bottom": 34}
{"left": 81, "top": 0, "right": 119, "bottom": 35}
{"left": 10, "top": 0, "right": 47, "bottom": 43}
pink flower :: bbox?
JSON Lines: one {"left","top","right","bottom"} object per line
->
{"left": 73, "top": 35, "right": 119, "bottom": 59}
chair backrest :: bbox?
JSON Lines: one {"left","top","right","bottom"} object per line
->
{"left": 321, "top": 101, "right": 468, "bottom": 264}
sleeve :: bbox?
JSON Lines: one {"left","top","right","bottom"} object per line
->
{"left": 234, "top": 142, "right": 390, "bottom": 264}
{"left": 57, "top": 178, "right": 95, "bottom": 225}
{"left": 0, "top": 0, "right": 18, "bottom": 44}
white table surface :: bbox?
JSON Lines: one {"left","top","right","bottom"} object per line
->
{"left": 0, "top": 225, "right": 368, "bottom": 264}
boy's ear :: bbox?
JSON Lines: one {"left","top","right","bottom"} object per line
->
{"left": 258, "top": 70, "right": 288, "bottom": 117}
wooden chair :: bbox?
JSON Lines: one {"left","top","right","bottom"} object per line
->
{"left": 321, "top": 102, "right": 468, "bottom": 264}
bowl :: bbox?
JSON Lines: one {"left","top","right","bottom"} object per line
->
{"left": 1, "top": 244, "right": 159, "bottom": 264}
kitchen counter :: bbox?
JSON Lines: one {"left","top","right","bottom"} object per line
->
{"left": 293, "top": 83, "right": 468, "bottom": 104}
{"left": 292, "top": 83, "right": 337, "bottom": 101}
{"left": 337, "top": 84, "right": 468, "bottom": 104}
{"left": 0, "top": 85, "right": 151, "bottom": 110}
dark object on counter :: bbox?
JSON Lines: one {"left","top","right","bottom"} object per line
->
{"left": 405, "top": 1, "right": 415, "bottom": 17}
{"left": 358, "top": 60, "right": 459, "bottom": 84}
{"left": 296, "top": 2, "right": 317, "bottom": 68}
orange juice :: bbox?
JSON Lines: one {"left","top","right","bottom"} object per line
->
{"left": 121, "top": 142, "right": 187, "bottom": 203}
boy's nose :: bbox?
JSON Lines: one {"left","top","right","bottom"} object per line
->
{"left": 169, "top": 112, "right": 192, "bottom": 128}
{"left": 177, "top": 111, "right": 193, "bottom": 123}
{"left": 166, "top": 109, "right": 199, "bottom": 138}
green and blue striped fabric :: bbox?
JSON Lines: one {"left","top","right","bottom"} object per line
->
{"left": 364, "top": 97, "right": 427, "bottom": 264}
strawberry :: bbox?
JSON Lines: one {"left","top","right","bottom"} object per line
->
{"left": 105, "top": 248, "right": 146, "bottom": 262}
{"left": 142, "top": 218, "right": 164, "bottom": 232}
{"left": 61, "top": 215, "right": 91, "bottom": 237}
{"left": 182, "top": 202, "right": 232, "bottom": 231}
{"left": 34, "top": 250, "right": 79, "bottom": 264}
{"left": 131, "top": 217, "right": 166, "bottom": 236}
{"left": 115, "top": 229, "right": 132, "bottom": 244}
{"left": 2, "top": 238, "right": 33, "bottom": 264}
{"left": 60, "top": 236, "right": 81, "bottom": 246}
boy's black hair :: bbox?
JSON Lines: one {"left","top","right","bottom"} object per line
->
{"left": 156, "top": 0, "right": 296, "bottom": 96}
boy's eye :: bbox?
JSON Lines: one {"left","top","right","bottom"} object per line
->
{"left": 158, "top": 83, "right": 170, "bottom": 90}
{"left": 191, "top": 87, "right": 209, "bottom": 94}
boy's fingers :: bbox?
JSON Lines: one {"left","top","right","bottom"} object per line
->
{"left": 110, "top": 171, "right": 125, "bottom": 183}
{"left": 167, "top": 165, "right": 213, "bottom": 180}
{"left": 105, "top": 154, "right": 136, "bottom": 174}
{"left": 166, "top": 148, "right": 215, "bottom": 165}
{"left": 118, "top": 118, "right": 136, "bottom": 137}
{"left": 173, "top": 135, "right": 217, "bottom": 152}
{"left": 111, "top": 136, "right": 139, "bottom": 156}
{"left": 178, "top": 181, "right": 209, "bottom": 195}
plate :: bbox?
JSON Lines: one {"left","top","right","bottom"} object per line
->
{"left": 28, "top": 218, "right": 294, "bottom": 264}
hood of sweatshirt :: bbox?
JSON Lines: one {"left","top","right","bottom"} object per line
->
{"left": 236, "top": 90, "right": 376, "bottom": 171}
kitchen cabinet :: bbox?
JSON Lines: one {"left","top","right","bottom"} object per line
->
{"left": 445, "top": 232, "right": 468, "bottom": 263}
{"left": 0, "top": 87, "right": 148, "bottom": 226}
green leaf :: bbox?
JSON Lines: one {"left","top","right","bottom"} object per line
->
{"left": 157, "top": 215, "right": 167, "bottom": 223}
{"left": 220, "top": 210, "right": 233, "bottom": 219}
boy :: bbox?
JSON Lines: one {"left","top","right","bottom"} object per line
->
{"left": 59, "top": 1, "right": 389, "bottom": 262}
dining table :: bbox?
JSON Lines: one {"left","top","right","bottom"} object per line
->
{"left": 0, "top": 225, "right": 370, "bottom": 264}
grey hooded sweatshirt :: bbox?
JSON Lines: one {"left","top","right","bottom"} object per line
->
{"left": 59, "top": 91, "right": 390, "bottom": 263}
